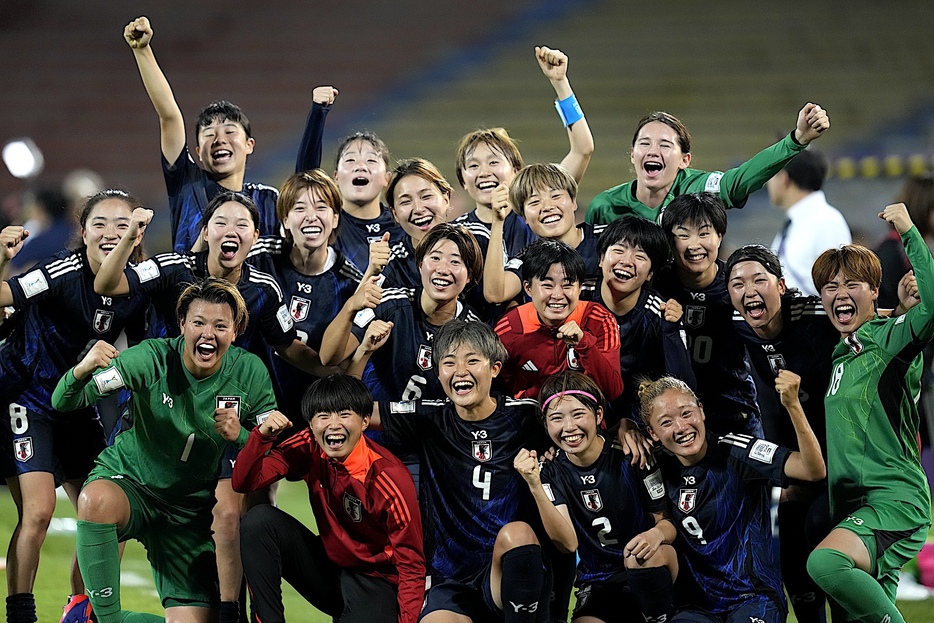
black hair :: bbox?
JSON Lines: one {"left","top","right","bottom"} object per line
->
{"left": 333, "top": 131, "right": 391, "bottom": 171}
{"left": 195, "top": 100, "right": 251, "bottom": 139}
{"left": 301, "top": 374, "right": 373, "bottom": 424}
{"left": 597, "top": 215, "right": 670, "bottom": 272}
{"left": 520, "top": 239, "right": 585, "bottom": 285}
{"left": 724, "top": 244, "right": 784, "bottom": 282}
{"left": 782, "top": 149, "right": 827, "bottom": 192}
{"left": 77, "top": 189, "right": 145, "bottom": 264}
{"left": 200, "top": 190, "right": 260, "bottom": 231}
{"left": 661, "top": 192, "right": 728, "bottom": 238}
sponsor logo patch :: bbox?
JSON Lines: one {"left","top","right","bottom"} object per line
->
{"left": 94, "top": 367, "right": 125, "bottom": 394}
{"left": 132, "top": 259, "right": 160, "bottom": 283}
{"left": 275, "top": 305, "right": 294, "bottom": 332}
{"left": 644, "top": 471, "right": 665, "bottom": 500}
{"left": 749, "top": 439, "right": 778, "bottom": 464}
{"left": 21, "top": 270, "right": 49, "bottom": 298}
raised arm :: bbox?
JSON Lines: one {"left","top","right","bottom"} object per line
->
{"left": 94, "top": 208, "right": 151, "bottom": 296}
{"left": 482, "top": 186, "right": 522, "bottom": 303}
{"left": 882, "top": 203, "right": 934, "bottom": 340}
{"left": 775, "top": 370, "right": 825, "bottom": 481}
{"left": 0, "top": 226, "right": 29, "bottom": 306}
{"left": 124, "top": 16, "right": 186, "bottom": 162}
{"left": 231, "top": 412, "right": 295, "bottom": 493}
{"left": 536, "top": 46, "right": 594, "bottom": 183}
{"left": 295, "top": 86, "right": 338, "bottom": 173}
{"left": 514, "top": 449, "right": 578, "bottom": 553}
{"left": 51, "top": 340, "right": 120, "bottom": 412}
{"left": 319, "top": 275, "right": 382, "bottom": 365}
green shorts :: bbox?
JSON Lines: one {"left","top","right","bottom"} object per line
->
{"left": 87, "top": 471, "right": 219, "bottom": 609}
{"left": 835, "top": 501, "right": 930, "bottom": 601}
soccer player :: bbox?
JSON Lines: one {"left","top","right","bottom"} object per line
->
{"left": 585, "top": 103, "right": 830, "bottom": 225}
{"left": 591, "top": 215, "right": 695, "bottom": 423}
{"left": 123, "top": 16, "right": 279, "bottom": 252}
{"left": 232, "top": 374, "right": 425, "bottom": 623}
{"left": 494, "top": 239, "right": 622, "bottom": 401}
{"left": 807, "top": 203, "right": 933, "bottom": 623}
{"left": 370, "top": 320, "right": 552, "bottom": 623}
{"left": 639, "top": 371, "right": 825, "bottom": 623}
{"left": 0, "top": 190, "right": 150, "bottom": 623}
{"left": 654, "top": 192, "right": 762, "bottom": 435}
{"left": 50, "top": 277, "right": 279, "bottom": 623}
{"left": 515, "top": 371, "right": 677, "bottom": 623}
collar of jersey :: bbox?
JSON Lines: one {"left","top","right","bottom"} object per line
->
{"left": 517, "top": 300, "right": 587, "bottom": 334}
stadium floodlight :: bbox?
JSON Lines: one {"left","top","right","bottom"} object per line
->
{"left": 2, "top": 138, "right": 44, "bottom": 179}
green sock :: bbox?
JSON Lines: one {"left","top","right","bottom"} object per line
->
{"left": 807, "top": 547, "right": 905, "bottom": 623}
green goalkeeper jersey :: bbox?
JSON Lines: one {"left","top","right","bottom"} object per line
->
{"left": 585, "top": 132, "right": 806, "bottom": 225}
{"left": 823, "top": 226, "right": 933, "bottom": 524}
{"left": 52, "top": 335, "right": 276, "bottom": 507}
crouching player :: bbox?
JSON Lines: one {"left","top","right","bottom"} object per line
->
{"left": 50, "top": 277, "right": 279, "bottom": 623}
{"left": 515, "top": 371, "right": 677, "bottom": 623}
{"left": 231, "top": 374, "right": 424, "bottom": 623}
{"left": 368, "top": 320, "right": 552, "bottom": 622}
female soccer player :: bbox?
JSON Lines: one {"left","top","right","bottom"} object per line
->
{"left": 807, "top": 203, "right": 933, "bottom": 623}
{"left": 585, "top": 103, "right": 830, "bottom": 225}
{"left": 0, "top": 190, "right": 150, "bottom": 623}
{"left": 639, "top": 371, "right": 824, "bottom": 623}
{"left": 515, "top": 371, "right": 677, "bottom": 623}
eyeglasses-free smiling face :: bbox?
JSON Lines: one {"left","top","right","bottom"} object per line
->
{"left": 524, "top": 263, "right": 581, "bottom": 327}
{"left": 819, "top": 269, "right": 878, "bottom": 336}
{"left": 728, "top": 260, "right": 786, "bottom": 339}
{"left": 646, "top": 388, "right": 708, "bottom": 466}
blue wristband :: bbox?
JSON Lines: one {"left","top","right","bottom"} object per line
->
{"left": 555, "top": 93, "right": 584, "bottom": 127}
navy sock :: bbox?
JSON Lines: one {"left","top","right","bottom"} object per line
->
{"left": 5, "top": 594, "right": 36, "bottom": 623}
{"left": 778, "top": 501, "right": 826, "bottom": 623}
{"left": 219, "top": 601, "right": 239, "bottom": 623}
{"left": 627, "top": 566, "right": 673, "bottom": 623}
{"left": 500, "top": 544, "right": 545, "bottom": 623}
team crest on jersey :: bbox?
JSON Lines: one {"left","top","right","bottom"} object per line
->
{"left": 679, "top": 488, "right": 697, "bottom": 513}
{"left": 767, "top": 354, "right": 786, "bottom": 375}
{"left": 567, "top": 347, "right": 581, "bottom": 370}
{"left": 93, "top": 309, "right": 114, "bottom": 334}
{"left": 845, "top": 333, "right": 863, "bottom": 355}
{"left": 217, "top": 396, "right": 241, "bottom": 417}
{"left": 290, "top": 296, "right": 311, "bottom": 322}
{"left": 685, "top": 305, "right": 705, "bottom": 329}
{"left": 417, "top": 344, "right": 433, "bottom": 371}
{"left": 472, "top": 440, "right": 492, "bottom": 462}
{"left": 581, "top": 489, "right": 603, "bottom": 512}
{"left": 343, "top": 493, "right": 363, "bottom": 522}
{"left": 13, "top": 437, "right": 33, "bottom": 462}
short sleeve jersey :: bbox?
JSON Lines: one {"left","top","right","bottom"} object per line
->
{"left": 163, "top": 145, "right": 279, "bottom": 254}
{"left": 660, "top": 433, "right": 790, "bottom": 614}
{"left": 378, "top": 396, "right": 549, "bottom": 583}
{"left": 540, "top": 440, "right": 667, "bottom": 584}
{"left": 504, "top": 223, "right": 605, "bottom": 298}
{"left": 334, "top": 206, "right": 409, "bottom": 275}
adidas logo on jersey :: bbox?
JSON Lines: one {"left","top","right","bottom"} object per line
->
{"left": 521, "top": 360, "right": 538, "bottom": 372}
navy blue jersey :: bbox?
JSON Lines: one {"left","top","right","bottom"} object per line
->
{"left": 350, "top": 287, "right": 480, "bottom": 401}
{"left": 660, "top": 433, "right": 789, "bottom": 614}
{"left": 736, "top": 294, "right": 835, "bottom": 451}
{"left": 378, "top": 396, "right": 549, "bottom": 583}
{"left": 588, "top": 286, "right": 696, "bottom": 423}
{"left": 654, "top": 261, "right": 760, "bottom": 432}
{"left": 334, "top": 206, "right": 409, "bottom": 275}
{"left": 505, "top": 223, "right": 605, "bottom": 298}
{"left": 0, "top": 249, "right": 149, "bottom": 415}
{"left": 378, "top": 236, "right": 419, "bottom": 289}
{"left": 454, "top": 210, "right": 537, "bottom": 262}
{"left": 539, "top": 440, "right": 667, "bottom": 584}
{"left": 162, "top": 145, "right": 279, "bottom": 254}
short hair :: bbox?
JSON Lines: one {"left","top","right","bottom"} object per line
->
{"left": 896, "top": 173, "right": 934, "bottom": 239}
{"left": 661, "top": 192, "right": 728, "bottom": 237}
{"left": 333, "top": 131, "right": 391, "bottom": 171}
{"left": 195, "top": 100, "right": 251, "bottom": 139}
{"left": 783, "top": 149, "right": 828, "bottom": 192}
{"left": 597, "top": 215, "right": 670, "bottom": 272}
{"left": 78, "top": 189, "right": 145, "bottom": 264}
{"left": 632, "top": 112, "right": 691, "bottom": 154}
{"left": 811, "top": 244, "right": 882, "bottom": 292}
{"left": 454, "top": 128, "right": 524, "bottom": 187}
{"left": 415, "top": 223, "right": 484, "bottom": 286}
{"left": 385, "top": 158, "right": 454, "bottom": 211}
{"left": 201, "top": 190, "right": 260, "bottom": 231}
{"left": 521, "top": 239, "right": 585, "bottom": 285}
{"left": 510, "top": 163, "right": 578, "bottom": 219}
{"left": 432, "top": 320, "right": 508, "bottom": 368}
{"left": 637, "top": 376, "right": 698, "bottom": 427}
{"left": 724, "top": 244, "right": 784, "bottom": 281}
{"left": 301, "top": 374, "right": 373, "bottom": 424}
{"left": 176, "top": 276, "right": 249, "bottom": 335}
{"left": 539, "top": 371, "right": 605, "bottom": 420}
{"left": 277, "top": 170, "right": 342, "bottom": 243}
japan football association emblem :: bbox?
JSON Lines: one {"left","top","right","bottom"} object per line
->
{"left": 14, "top": 437, "right": 33, "bottom": 462}
{"left": 679, "top": 488, "right": 697, "bottom": 513}
{"left": 472, "top": 439, "right": 492, "bottom": 462}
{"left": 343, "top": 493, "right": 363, "bottom": 523}
{"left": 581, "top": 489, "right": 603, "bottom": 512}
{"left": 417, "top": 344, "right": 433, "bottom": 371}
{"left": 217, "top": 396, "right": 241, "bottom": 417}
{"left": 93, "top": 309, "right": 114, "bottom": 334}
{"left": 567, "top": 347, "right": 581, "bottom": 370}
{"left": 767, "top": 354, "right": 787, "bottom": 376}
{"left": 290, "top": 296, "right": 311, "bottom": 322}
{"left": 685, "top": 306, "right": 705, "bottom": 329}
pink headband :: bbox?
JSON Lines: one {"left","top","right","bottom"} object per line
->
{"left": 541, "top": 390, "right": 598, "bottom": 411}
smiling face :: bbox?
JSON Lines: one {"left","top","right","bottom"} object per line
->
{"left": 203, "top": 201, "right": 260, "bottom": 275}
{"left": 544, "top": 396, "right": 603, "bottom": 463}
{"left": 631, "top": 121, "right": 691, "bottom": 200}
{"left": 461, "top": 142, "right": 517, "bottom": 208}
{"left": 436, "top": 341, "right": 501, "bottom": 412}
{"left": 819, "top": 269, "right": 878, "bottom": 336}
{"left": 419, "top": 238, "right": 469, "bottom": 304}
{"left": 195, "top": 119, "right": 254, "bottom": 180}
{"left": 310, "top": 409, "right": 368, "bottom": 461}
{"left": 728, "top": 260, "right": 786, "bottom": 339}
{"left": 524, "top": 263, "right": 581, "bottom": 327}
{"left": 180, "top": 300, "right": 237, "bottom": 379}
{"left": 522, "top": 186, "right": 577, "bottom": 240}
{"left": 81, "top": 198, "right": 136, "bottom": 273}
{"left": 646, "top": 388, "right": 708, "bottom": 466}
{"left": 284, "top": 187, "right": 338, "bottom": 252}
{"left": 333, "top": 139, "right": 390, "bottom": 207}
{"left": 671, "top": 219, "right": 722, "bottom": 282}
{"left": 600, "top": 240, "right": 654, "bottom": 299}
{"left": 391, "top": 174, "right": 450, "bottom": 242}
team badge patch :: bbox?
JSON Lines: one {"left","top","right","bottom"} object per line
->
{"left": 93, "top": 309, "right": 114, "bottom": 334}
{"left": 581, "top": 489, "right": 603, "bottom": 512}
{"left": 567, "top": 347, "right": 581, "bottom": 370}
{"left": 767, "top": 354, "right": 786, "bottom": 375}
{"left": 343, "top": 493, "right": 363, "bottom": 522}
{"left": 685, "top": 306, "right": 705, "bottom": 329}
{"left": 472, "top": 439, "right": 492, "bottom": 462}
{"left": 290, "top": 296, "right": 311, "bottom": 322}
{"left": 217, "top": 396, "right": 241, "bottom": 417}
{"left": 679, "top": 488, "right": 697, "bottom": 513}
{"left": 14, "top": 437, "right": 33, "bottom": 462}
{"left": 417, "top": 344, "right": 433, "bottom": 371}
{"left": 93, "top": 367, "right": 125, "bottom": 394}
